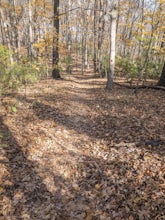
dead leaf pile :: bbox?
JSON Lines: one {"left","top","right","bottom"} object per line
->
{"left": 0, "top": 73, "right": 164, "bottom": 219}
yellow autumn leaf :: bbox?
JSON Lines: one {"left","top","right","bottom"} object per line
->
{"left": 0, "top": 186, "right": 3, "bottom": 193}
{"left": 144, "top": 155, "right": 150, "bottom": 160}
{"left": 95, "top": 184, "right": 101, "bottom": 190}
{"left": 160, "top": 0, "right": 165, "bottom": 5}
{"left": 138, "top": 23, "right": 145, "bottom": 29}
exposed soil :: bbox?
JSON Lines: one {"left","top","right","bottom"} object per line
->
{"left": 0, "top": 71, "right": 165, "bottom": 220}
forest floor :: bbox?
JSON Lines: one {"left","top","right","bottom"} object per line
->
{"left": 0, "top": 70, "right": 165, "bottom": 220}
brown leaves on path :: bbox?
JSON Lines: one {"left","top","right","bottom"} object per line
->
{"left": 0, "top": 73, "right": 165, "bottom": 219}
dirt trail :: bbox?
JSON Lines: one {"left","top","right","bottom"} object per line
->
{"left": 0, "top": 72, "right": 165, "bottom": 219}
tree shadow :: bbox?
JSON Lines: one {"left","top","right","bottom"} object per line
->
{"left": 70, "top": 73, "right": 96, "bottom": 81}
{"left": 64, "top": 78, "right": 106, "bottom": 86}
{"left": 0, "top": 115, "right": 164, "bottom": 219}
{"left": 0, "top": 116, "right": 68, "bottom": 219}
{"left": 15, "top": 89, "right": 165, "bottom": 157}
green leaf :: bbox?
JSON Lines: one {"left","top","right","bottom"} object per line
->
{"left": 11, "top": 105, "right": 17, "bottom": 113}
{"left": 0, "top": 144, "right": 8, "bottom": 148}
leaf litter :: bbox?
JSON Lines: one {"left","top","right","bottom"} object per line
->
{"left": 0, "top": 73, "right": 165, "bottom": 219}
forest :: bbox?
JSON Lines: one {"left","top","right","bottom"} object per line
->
{"left": 0, "top": 0, "right": 165, "bottom": 219}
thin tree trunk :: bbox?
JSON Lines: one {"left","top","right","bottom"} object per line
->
{"left": 139, "top": 2, "right": 157, "bottom": 84}
{"left": 66, "top": 0, "right": 72, "bottom": 74}
{"left": 97, "top": 0, "right": 104, "bottom": 75}
{"left": 52, "top": 0, "right": 61, "bottom": 79}
{"left": 81, "top": 32, "right": 85, "bottom": 75}
{"left": 93, "top": 0, "right": 97, "bottom": 77}
{"left": 85, "top": 40, "right": 89, "bottom": 69}
{"left": 28, "top": 0, "right": 33, "bottom": 59}
{"left": 9, "top": 0, "right": 21, "bottom": 61}
{"left": 0, "top": 6, "right": 13, "bottom": 63}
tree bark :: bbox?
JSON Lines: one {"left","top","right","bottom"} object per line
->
{"left": 9, "top": 0, "right": 21, "bottom": 61}
{"left": 28, "top": 0, "right": 33, "bottom": 59}
{"left": 81, "top": 32, "right": 85, "bottom": 75}
{"left": 157, "top": 62, "right": 165, "bottom": 87}
{"left": 97, "top": 0, "right": 105, "bottom": 75}
{"left": 0, "top": 6, "right": 13, "bottom": 63}
{"left": 106, "top": 2, "right": 118, "bottom": 90}
{"left": 52, "top": 0, "right": 61, "bottom": 79}
{"left": 93, "top": 0, "right": 97, "bottom": 76}
{"left": 66, "top": 0, "right": 72, "bottom": 75}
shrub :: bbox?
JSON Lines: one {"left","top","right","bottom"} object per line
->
{"left": 0, "top": 45, "right": 11, "bottom": 66}
{"left": 116, "top": 55, "right": 163, "bottom": 82}
{"left": 0, "top": 48, "right": 46, "bottom": 94}
{"left": 116, "top": 56, "right": 140, "bottom": 82}
{"left": 145, "top": 61, "right": 163, "bottom": 79}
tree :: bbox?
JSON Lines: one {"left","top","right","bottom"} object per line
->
{"left": 28, "top": 0, "right": 33, "bottom": 59}
{"left": 52, "top": 0, "right": 61, "bottom": 79}
{"left": 0, "top": 0, "right": 164, "bottom": 85}
{"left": 157, "top": 62, "right": 165, "bottom": 86}
{"left": 106, "top": 1, "right": 118, "bottom": 90}
{"left": 97, "top": 0, "right": 106, "bottom": 76}
{"left": 66, "top": 0, "right": 72, "bottom": 74}
{"left": 93, "top": 0, "right": 97, "bottom": 76}
{"left": 0, "top": 2, "right": 13, "bottom": 63}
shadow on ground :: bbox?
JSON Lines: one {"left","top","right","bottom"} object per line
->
{"left": 16, "top": 81, "right": 165, "bottom": 157}
{"left": 0, "top": 116, "right": 164, "bottom": 219}
{"left": 1, "top": 73, "right": 165, "bottom": 219}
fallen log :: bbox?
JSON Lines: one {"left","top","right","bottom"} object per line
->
{"left": 114, "top": 82, "right": 165, "bottom": 91}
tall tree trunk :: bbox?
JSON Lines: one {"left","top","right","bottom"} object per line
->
{"left": 28, "top": 0, "right": 33, "bottom": 59}
{"left": 52, "top": 0, "right": 61, "bottom": 79}
{"left": 9, "top": 0, "right": 21, "bottom": 61}
{"left": 157, "top": 62, "right": 165, "bottom": 87}
{"left": 66, "top": 0, "right": 72, "bottom": 74}
{"left": 93, "top": 0, "right": 97, "bottom": 77}
{"left": 0, "top": 6, "right": 13, "bottom": 63}
{"left": 75, "top": 13, "right": 79, "bottom": 70}
{"left": 138, "top": 0, "right": 145, "bottom": 59}
{"left": 85, "top": 40, "right": 89, "bottom": 69}
{"left": 97, "top": 0, "right": 104, "bottom": 76}
{"left": 106, "top": 2, "right": 118, "bottom": 90}
{"left": 81, "top": 32, "right": 85, "bottom": 75}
